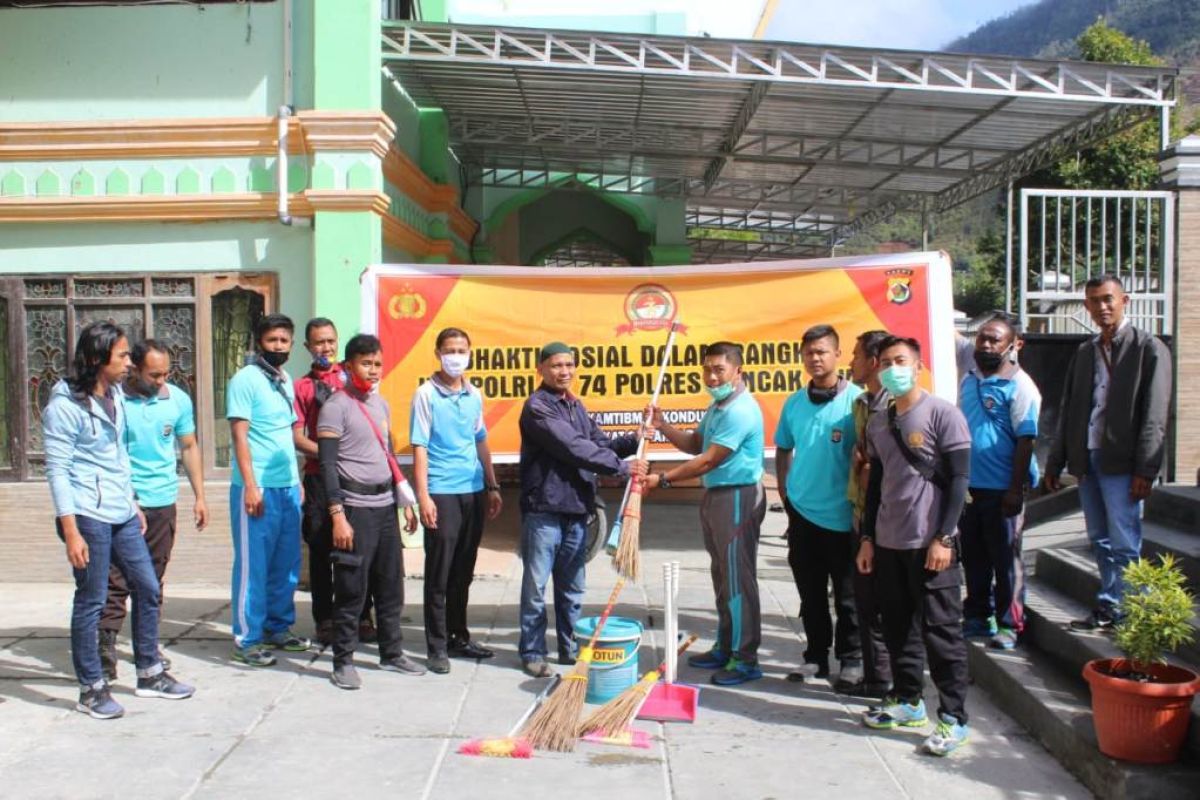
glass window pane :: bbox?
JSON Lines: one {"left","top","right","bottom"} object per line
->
{"left": 152, "top": 305, "right": 197, "bottom": 399}
{"left": 211, "top": 287, "right": 265, "bottom": 468}
{"left": 26, "top": 306, "right": 67, "bottom": 459}
{"left": 74, "top": 306, "right": 145, "bottom": 344}
{"left": 151, "top": 277, "right": 195, "bottom": 298}
{"left": 74, "top": 278, "right": 145, "bottom": 298}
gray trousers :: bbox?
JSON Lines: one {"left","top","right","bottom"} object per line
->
{"left": 700, "top": 483, "right": 766, "bottom": 664}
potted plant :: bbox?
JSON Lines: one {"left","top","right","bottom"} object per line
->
{"left": 1082, "top": 554, "right": 1200, "bottom": 764}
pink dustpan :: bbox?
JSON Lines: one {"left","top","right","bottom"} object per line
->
{"left": 637, "top": 682, "right": 699, "bottom": 722}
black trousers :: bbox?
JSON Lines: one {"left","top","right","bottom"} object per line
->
{"left": 100, "top": 504, "right": 175, "bottom": 633}
{"left": 874, "top": 544, "right": 969, "bottom": 724}
{"left": 303, "top": 473, "right": 371, "bottom": 625}
{"left": 785, "top": 501, "right": 861, "bottom": 665}
{"left": 332, "top": 504, "right": 405, "bottom": 666}
{"left": 423, "top": 491, "right": 486, "bottom": 656}
{"left": 853, "top": 552, "right": 893, "bottom": 686}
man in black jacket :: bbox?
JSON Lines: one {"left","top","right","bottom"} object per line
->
{"left": 517, "top": 342, "right": 646, "bottom": 678}
{"left": 1044, "top": 274, "right": 1172, "bottom": 631}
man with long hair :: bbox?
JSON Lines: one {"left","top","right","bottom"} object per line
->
{"left": 44, "top": 322, "right": 194, "bottom": 719}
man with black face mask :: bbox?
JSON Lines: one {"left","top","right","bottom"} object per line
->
{"left": 957, "top": 316, "right": 1041, "bottom": 651}
{"left": 226, "top": 313, "right": 309, "bottom": 667}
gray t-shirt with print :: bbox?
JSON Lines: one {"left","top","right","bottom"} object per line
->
{"left": 865, "top": 392, "right": 971, "bottom": 550}
{"left": 317, "top": 389, "right": 395, "bottom": 509}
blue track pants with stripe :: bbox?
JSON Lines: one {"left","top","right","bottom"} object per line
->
{"left": 700, "top": 483, "right": 766, "bottom": 664}
{"left": 230, "top": 485, "right": 302, "bottom": 648}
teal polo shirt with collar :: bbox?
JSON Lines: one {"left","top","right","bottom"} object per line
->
{"left": 697, "top": 384, "right": 764, "bottom": 488}
{"left": 226, "top": 363, "right": 299, "bottom": 488}
{"left": 410, "top": 374, "right": 487, "bottom": 494}
{"left": 124, "top": 382, "right": 196, "bottom": 508}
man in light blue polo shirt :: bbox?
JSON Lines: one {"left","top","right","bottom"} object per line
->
{"left": 644, "top": 341, "right": 766, "bottom": 686}
{"left": 411, "top": 327, "right": 502, "bottom": 674}
{"left": 958, "top": 316, "right": 1041, "bottom": 650}
{"left": 227, "top": 313, "right": 307, "bottom": 667}
{"left": 774, "top": 324, "right": 864, "bottom": 690}
{"left": 98, "top": 339, "right": 207, "bottom": 682}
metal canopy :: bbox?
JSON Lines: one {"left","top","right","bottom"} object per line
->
{"left": 381, "top": 22, "right": 1177, "bottom": 262}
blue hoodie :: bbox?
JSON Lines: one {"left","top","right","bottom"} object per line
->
{"left": 43, "top": 380, "right": 137, "bottom": 524}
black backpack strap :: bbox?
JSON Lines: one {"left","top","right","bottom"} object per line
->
{"left": 887, "top": 405, "right": 949, "bottom": 491}
{"left": 313, "top": 378, "right": 333, "bottom": 408}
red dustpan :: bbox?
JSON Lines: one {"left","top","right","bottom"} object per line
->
{"left": 637, "top": 681, "right": 699, "bottom": 722}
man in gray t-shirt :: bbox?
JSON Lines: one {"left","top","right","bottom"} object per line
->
{"left": 857, "top": 335, "right": 972, "bottom": 757}
{"left": 318, "top": 334, "right": 423, "bottom": 689}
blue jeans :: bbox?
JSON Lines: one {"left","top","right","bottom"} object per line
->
{"left": 518, "top": 512, "right": 587, "bottom": 662}
{"left": 230, "top": 485, "right": 302, "bottom": 648}
{"left": 69, "top": 514, "right": 162, "bottom": 687}
{"left": 1077, "top": 449, "right": 1143, "bottom": 611}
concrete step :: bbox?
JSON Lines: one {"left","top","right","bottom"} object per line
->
{"left": 1034, "top": 543, "right": 1200, "bottom": 668}
{"left": 1020, "top": 577, "right": 1200, "bottom": 761}
{"left": 967, "top": 638, "right": 1200, "bottom": 799}
{"left": 1146, "top": 486, "right": 1200, "bottom": 532}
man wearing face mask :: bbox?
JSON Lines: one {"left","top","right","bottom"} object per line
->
{"left": 227, "top": 313, "right": 309, "bottom": 667}
{"left": 857, "top": 336, "right": 972, "bottom": 757}
{"left": 958, "top": 317, "right": 1041, "bottom": 651}
{"left": 98, "top": 340, "right": 207, "bottom": 682}
{"left": 773, "top": 325, "right": 863, "bottom": 690}
{"left": 517, "top": 342, "right": 647, "bottom": 678}
{"left": 292, "top": 318, "right": 376, "bottom": 646}
{"left": 643, "top": 342, "right": 766, "bottom": 687}
{"left": 320, "top": 334, "right": 423, "bottom": 689}
{"left": 411, "top": 327, "right": 502, "bottom": 675}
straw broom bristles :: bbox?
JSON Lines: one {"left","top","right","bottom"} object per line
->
{"left": 519, "top": 579, "right": 626, "bottom": 752}
{"left": 578, "top": 633, "right": 699, "bottom": 738}
{"left": 612, "top": 478, "right": 644, "bottom": 580}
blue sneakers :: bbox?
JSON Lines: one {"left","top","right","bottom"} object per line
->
{"left": 989, "top": 628, "right": 1018, "bottom": 650}
{"left": 711, "top": 658, "right": 763, "bottom": 686}
{"left": 76, "top": 682, "right": 124, "bottom": 720}
{"left": 962, "top": 616, "right": 998, "bottom": 639}
{"left": 924, "top": 713, "right": 970, "bottom": 756}
{"left": 687, "top": 648, "right": 728, "bottom": 669}
{"left": 862, "top": 696, "right": 928, "bottom": 729}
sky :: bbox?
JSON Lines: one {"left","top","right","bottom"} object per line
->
{"left": 445, "top": 1, "right": 1038, "bottom": 50}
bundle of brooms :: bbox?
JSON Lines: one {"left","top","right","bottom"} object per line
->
{"left": 578, "top": 633, "right": 699, "bottom": 738}
{"left": 612, "top": 320, "right": 683, "bottom": 581}
{"left": 519, "top": 579, "right": 626, "bottom": 752}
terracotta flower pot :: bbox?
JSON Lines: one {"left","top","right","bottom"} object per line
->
{"left": 1082, "top": 658, "right": 1200, "bottom": 764}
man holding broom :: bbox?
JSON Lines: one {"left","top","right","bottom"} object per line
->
{"left": 642, "top": 342, "right": 766, "bottom": 686}
{"left": 517, "top": 342, "right": 648, "bottom": 679}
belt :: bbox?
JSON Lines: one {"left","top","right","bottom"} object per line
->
{"left": 339, "top": 477, "right": 392, "bottom": 496}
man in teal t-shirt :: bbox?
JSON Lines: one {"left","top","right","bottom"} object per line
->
{"left": 97, "top": 340, "right": 207, "bottom": 682}
{"left": 774, "top": 324, "right": 864, "bottom": 691}
{"left": 644, "top": 341, "right": 766, "bottom": 686}
{"left": 226, "top": 314, "right": 306, "bottom": 667}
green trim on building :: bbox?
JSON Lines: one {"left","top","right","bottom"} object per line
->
{"left": 312, "top": 210, "right": 380, "bottom": 337}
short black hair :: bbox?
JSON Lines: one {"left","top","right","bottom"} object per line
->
{"left": 304, "top": 317, "right": 336, "bottom": 341}
{"left": 980, "top": 314, "right": 1018, "bottom": 342}
{"left": 344, "top": 333, "right": 382, "bottom": 361}
{"left": 436, "top": 327, "right": 471, "bottom": 349}
{"left": 856, "top": 329, "right": 891, "bottom": 360}
{"left": 131, "top": 338, "right": 170, "bottom": 368}
{"left": 878, "top": 335, "right": 921, "bottom": 359}
{"left": 255, "top": 313, "right": 294, "bottom": 347}
{"left": 801, "top": 324, "right": 839, "bottom": 349}
{"left": 1085, "top": 273, "right": 1124, "bottom": 292}
{"left": 705, "top": 341, "right": 743, "bottom": 368}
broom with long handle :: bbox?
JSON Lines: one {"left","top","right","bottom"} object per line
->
{"left": 457, "top": 674, "right": 561, "bottom": 758}
{"left": 612, "top": 320, "right": 683, "bottom": 580}
{"left": 578, "top": 633, "right": 699, "bottom": 738}
{"left": 520, "top": 578, "right": 626, "bottom": 752}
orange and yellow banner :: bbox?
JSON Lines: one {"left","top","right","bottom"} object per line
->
{"left": 362, "top": 253, "right": 956, "bottom": 462}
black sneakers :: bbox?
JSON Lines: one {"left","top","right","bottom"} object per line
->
{"left": 135, "top": 671, "right": 196, "bottom": 700}
{"left": 1069, "top": 608, "right": 1116, "bottom": 632}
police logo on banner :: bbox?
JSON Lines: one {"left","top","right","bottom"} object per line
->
{"left": 886, "top": 268, "right": 914, "bottom": 305}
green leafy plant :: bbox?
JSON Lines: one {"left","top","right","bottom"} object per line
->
{"left": 1115, "top": 555, "right": 1197, "bottom": 669}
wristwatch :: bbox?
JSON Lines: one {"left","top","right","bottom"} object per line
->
{"left": 486, "top": 484, "right": 501, "bottom": 493}
{"left": 657, "top": 472, "right": 672, "bottom": 489}
{"left": 936, "top": 532, "right": 958, "bottom": 548}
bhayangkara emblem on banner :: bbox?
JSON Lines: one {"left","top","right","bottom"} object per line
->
{"left": 886, "top": 268, "right": 914, "bottom": 305}
{"left": 388, "top": 284, "right": 427, "bottom": 320}
{"left": 617, "top": 283, "right": 679, "bottom": 335}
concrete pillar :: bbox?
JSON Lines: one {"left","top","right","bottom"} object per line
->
{"left": 1161, "top": 136, "right": 1200, "bottom": 482}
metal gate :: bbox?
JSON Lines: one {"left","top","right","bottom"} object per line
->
{"left": 1018, "top": 188, "right": 1174, "bottom": 335}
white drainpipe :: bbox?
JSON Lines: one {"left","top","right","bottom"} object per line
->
{"left": 278, "top": 0, "right": 294, "bottom": 226}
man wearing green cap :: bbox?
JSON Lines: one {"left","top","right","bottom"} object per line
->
{"left": 517, "top": 342, "right": 647, "bottom": 678}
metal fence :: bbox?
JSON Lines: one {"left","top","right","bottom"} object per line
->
{"left": 1018, "top": 188, "right": 1174, "bottom": 335}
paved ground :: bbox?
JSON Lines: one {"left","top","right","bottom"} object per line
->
{"left": 0, "top": 490, "right": 1090, "bottom": 800}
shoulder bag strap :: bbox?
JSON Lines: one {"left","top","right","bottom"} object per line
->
{"left": 887, "top": 404, "right": 948, "bottom": 491}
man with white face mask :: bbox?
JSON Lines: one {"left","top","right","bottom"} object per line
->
{"left": 411, "top": 327, "right": 502, "bottom": 674}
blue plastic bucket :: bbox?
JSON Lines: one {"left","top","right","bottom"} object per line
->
{"left": 574, "top": 616, "right": 642, "bottom": 704}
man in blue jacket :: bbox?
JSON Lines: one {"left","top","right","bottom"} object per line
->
{"left": 517, "top": 342, "right": 646, "bottom": 678}
{"left": 44, "top": 321, "right": 194, "bottom": 720}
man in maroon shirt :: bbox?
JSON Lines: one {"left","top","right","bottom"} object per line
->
{"left": 293, "top": 318, "right": 374, "bottom": 645}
